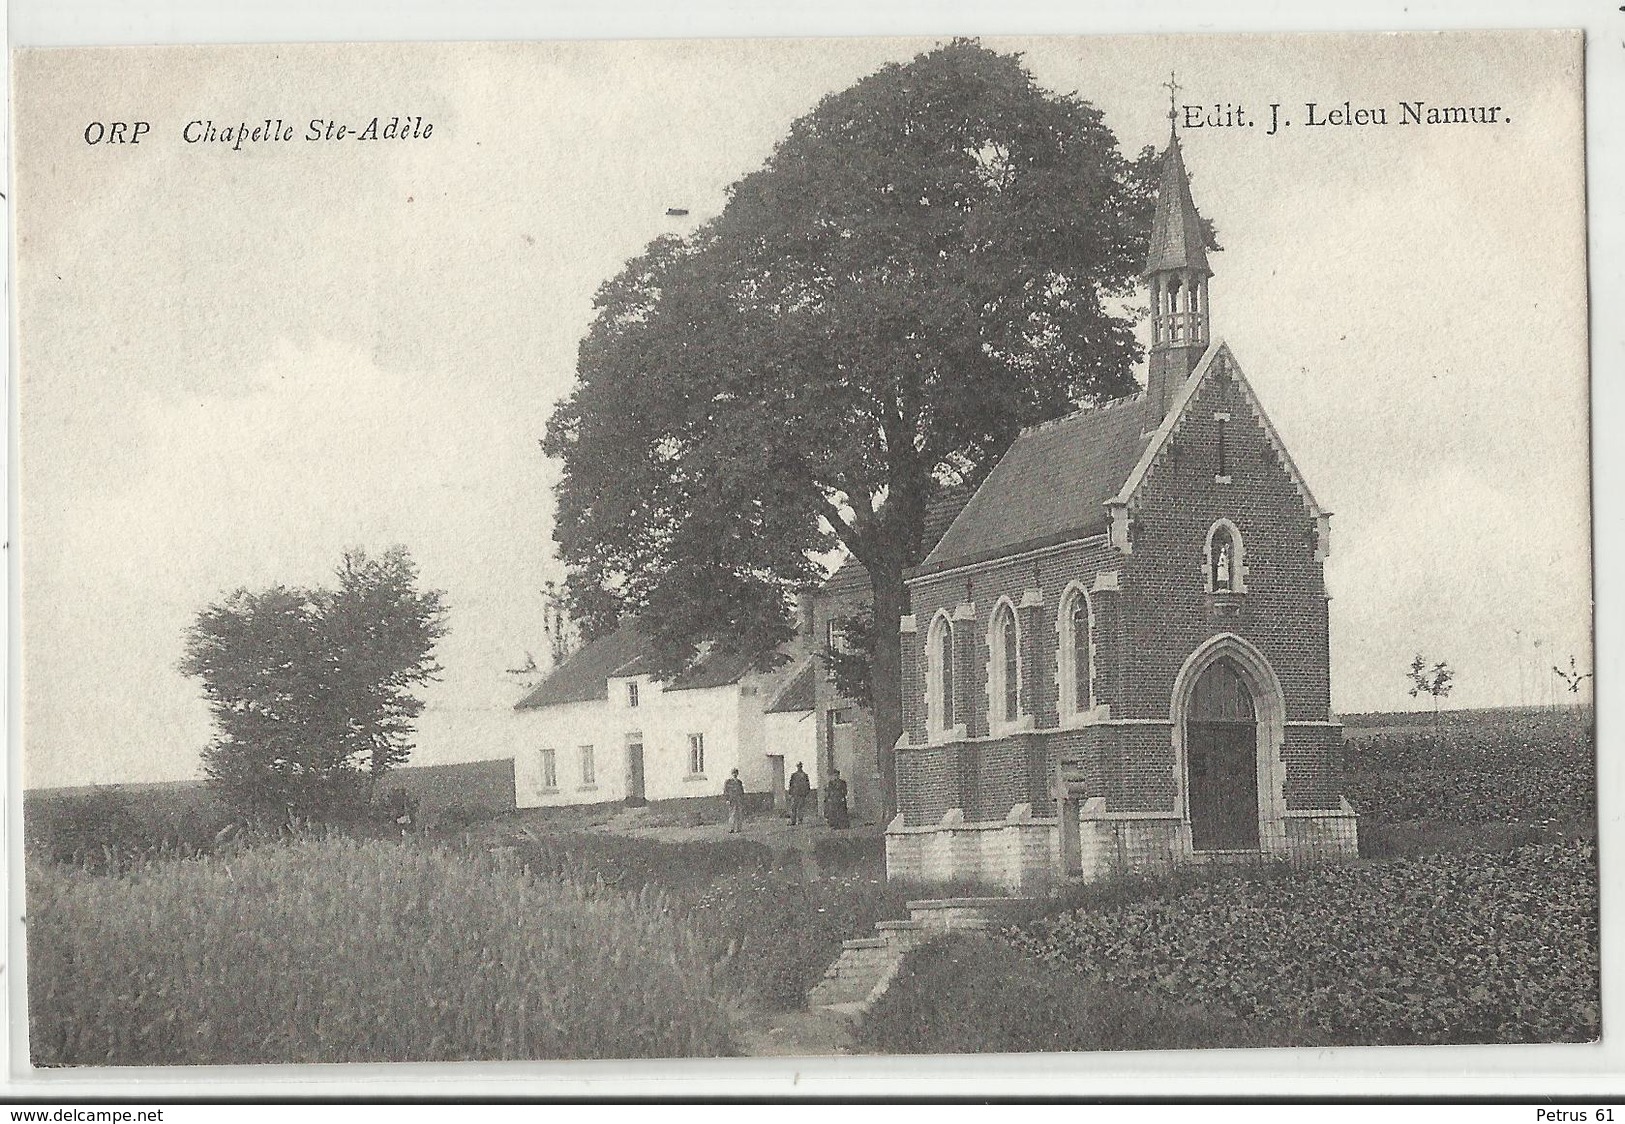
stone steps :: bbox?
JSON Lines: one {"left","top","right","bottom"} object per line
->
{"left": 806, "top": 896, "right": 1037, "bottom": 1015}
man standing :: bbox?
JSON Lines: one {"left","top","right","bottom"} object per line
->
{"left": 824, "top": 768, "right": 850, "bottom": 830}
{"left": 723, "top": 768, "right": 746, "bottom": 834}
{"left": 787, "top": 761, "right": 811, "bottom": 826}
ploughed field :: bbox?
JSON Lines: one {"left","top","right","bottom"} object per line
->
{"left": 1341, "top": 706, "right": 1594, "bottom": 832}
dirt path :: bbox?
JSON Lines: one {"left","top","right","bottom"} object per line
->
{"left": 734, "top": 1004, "right": 857, "bottom": 1056}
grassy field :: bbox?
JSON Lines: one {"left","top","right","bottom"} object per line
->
{"left": 28, "top": 837, "right": 738, "bottom": 1065}
{"left": 24, "top": 705, "right": 1599, "bottom": 1060}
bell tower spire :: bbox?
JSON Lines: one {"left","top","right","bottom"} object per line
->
{"left": 1143, "top": 73, "right": 1214, "bottom": 426}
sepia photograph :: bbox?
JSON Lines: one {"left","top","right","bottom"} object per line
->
{"left": 9, "top": 24, "right": 1599, "bottom": 1082}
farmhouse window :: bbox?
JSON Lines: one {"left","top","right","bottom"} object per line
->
{"left": 627, "top": 681, "right": 639, "bottom": 708}
{"left": 580, "top": 745, "right": 596, "bottom": 786}
{"left": 825, "top": 618, "right": 852, "bottom": 681}
{"left": 540, "top": 747, "right": 557, "bottom": 790}
{"left": 688, "top": 733, "right": 705, "bottom": 776}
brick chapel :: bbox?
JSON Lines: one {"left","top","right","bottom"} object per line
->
{"left": 885, "top": 122, "right": 1359, "bottom": 891}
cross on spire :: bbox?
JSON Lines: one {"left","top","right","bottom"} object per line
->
{"left": 1163, "top": 71, "right": 1181, "bottom": 125}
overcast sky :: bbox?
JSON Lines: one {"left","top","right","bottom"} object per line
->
{"left": 15, "top": 31, "right": 1589, "bottom": 788}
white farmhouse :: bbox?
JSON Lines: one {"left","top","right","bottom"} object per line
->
{"left": 512, "top": 621, "right": 816, "bottom": 811}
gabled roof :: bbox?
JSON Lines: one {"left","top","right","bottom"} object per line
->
{"left": 917, "top": 395, "right": 1154, "bottom": 574}
{"left": 915, "top": 342, "right": 1327, "bottom": 578}
{"left": 1111, "top": 340, "right": 1327, "bottom": 520}
{"left": 513, "top": 623, "right": 647, "bottom": 708}
{"left": 765, "top": 659, "right": 816, "bottom": 714}
{"left": 513, "top": 620, "right": 758, "bottom": 710}
{"left": 1144, "top": 131, "right": 1212, "bottom": 278}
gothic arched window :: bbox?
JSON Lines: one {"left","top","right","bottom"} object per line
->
{"left": 1058, "top": 586, "right": 1093, "bottom": 716}
{"left": 988, "top": 601, "right": 1021, "bottom": 728}
{"left": 927, "top": 612, "right": 956, "bottom": 734}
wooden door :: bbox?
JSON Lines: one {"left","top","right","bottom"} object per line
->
{"left": 1186, "top": 659, "right": 1260, "bottom": 851}
{"left": 827, "top": 709, "right": 858, "bottom": 810}
{"left": 625, "top": 741, "right": 646, "bottom": 806}
{"left": 768, "top": 755, "right": 786, "bottom": 812}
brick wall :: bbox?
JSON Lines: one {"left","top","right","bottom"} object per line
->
{"left": 1121, "top": 366, "right": 1332, "bottom": 724}
{"left": 905, "top": 537, "right": 1122, "bottom": 747}
{"left": 894, "top": 732, "right": 1054, "bottom": 826}
{"left": 894, "top": 358, "right": 1342, "bottom": 850}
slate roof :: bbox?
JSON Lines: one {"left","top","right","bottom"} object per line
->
{"left": 1144, "top": 131, "right": 1212, "bottom": 278}
{"left": 513, "top": 620, "right": 758, "bottom": 710}
{"left": 918, "top": 395, "right": 1154, "bottom": 574}
{"left": 765, "top": 660, "right": 816, "bottom": 714}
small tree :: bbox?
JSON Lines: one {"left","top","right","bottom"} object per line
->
{"left": 1406, "top": 653, "right": 1455, "bottom": 726}
{"left": 1553, "top": 655, "right": 1592, "bottom": 701}
{"left": 180, "top": 547, "right": 448, "bottom": 822}
{"left": 541, "top": 580, "right": 579, "bottom": 670}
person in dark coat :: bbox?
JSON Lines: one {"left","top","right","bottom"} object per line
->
{"left": 723, "top": 768, "right": 746, "bottom": 834}
{"left": 824, "top": 768, "right": 850, "bottom": 830}
{"left": 787, "top": 762, "right": 812, "bottom": 826}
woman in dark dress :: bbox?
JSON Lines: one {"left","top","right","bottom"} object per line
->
{"left": 824, "top": 768, "right": 850, "bottom": 830}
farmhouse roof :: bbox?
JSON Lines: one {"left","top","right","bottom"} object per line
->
{"left": 765, "top": 659, "right": 816, "bottom": 714}
{"left": 513, "top": 620, "right": 758, "bottom": 710}
{"left": 918, "top": 395, "right": 1153, "bottom": 574}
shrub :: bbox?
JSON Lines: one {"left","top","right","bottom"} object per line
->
{"left": 1012, "top": 840, "right": 1599, "bottom": 1045}
{"left": 424, "top": 798, "right": 506, "bottom": 835}
{"left": 386, "top": 759, "right": 515, "bottom": 819}
{"left": 24, "top": 787, "right": 237, "bottom": 873}
{"left": 28, "top": 837, "right": 738, "bottom": 1064}
{"left": 508, "top": 830, "right": 773, "bottom": 896}
{"left": 856, "top": 934, "right": 1285, "bottom": 1054}
{"left": 810, "top": 833, "right": 884, "bottom": 876}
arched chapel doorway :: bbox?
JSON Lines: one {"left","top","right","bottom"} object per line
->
{"left": 1185, "top": 657, "right": 1261, "bottom": 851}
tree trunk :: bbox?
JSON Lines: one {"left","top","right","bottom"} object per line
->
{"left": 867, "top": 558, "right": 907, "bottom": 825}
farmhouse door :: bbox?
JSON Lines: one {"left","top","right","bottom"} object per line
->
{"left": 827, "top": 708, "right": 858, "bottom": 806}
{"left": 768, "top": 754, "right": 786, "bottom": 811}
{"left": 625, "top": 741, "right": 646, "bottom": 806}
{"left": 1186, "top": 659, "right": 1261, "bottom": 851}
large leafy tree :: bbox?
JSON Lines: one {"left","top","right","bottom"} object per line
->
{"left": 545, "top": 40, "right": 1191, "bottom": 819}
{"left": 180, "top": 547, "right": 448, "bottom": 821}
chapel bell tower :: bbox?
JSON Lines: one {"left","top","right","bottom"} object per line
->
{"left": 1143, "top": 79, "right": 1214, "bottom": 425}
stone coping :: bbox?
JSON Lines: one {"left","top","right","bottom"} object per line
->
{"left": 887, "top": 819, "right": 1060, "bottom": 836}
{"left": 906, "top": 897, "right": 1038, "bottom": 911}
{"left": 1284, "top": 796, "right": 1359, "bottom": 818}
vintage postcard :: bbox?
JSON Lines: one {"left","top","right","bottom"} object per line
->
{"left": 8, "top": 28, "right": 1602, "bottom": 1089}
